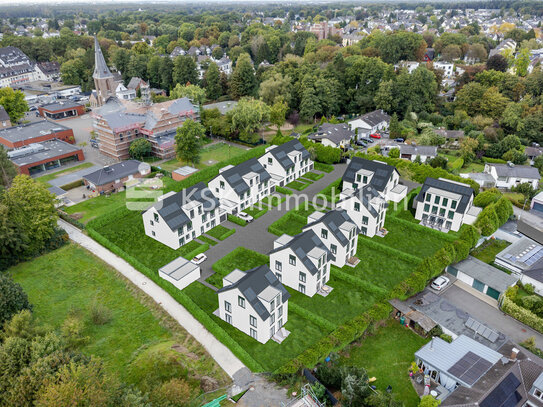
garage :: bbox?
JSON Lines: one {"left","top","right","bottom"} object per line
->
{"left": 159, "top": 256, "right": 201, "bottom": 290}
{"left": 446, "top": 256, "right": 518, "bottom": 305}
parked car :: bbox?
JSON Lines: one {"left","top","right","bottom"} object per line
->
{"left": 238, "top": 212, "right": 254, "bottom": 223}
{"left": 191, "top": 253, "right": 207, "bottom": 265}
{"left": 369, "top": 133, "right": 382, "bottom": 139}
{"left": 361, "top": 137, "right": 374, "bottom": 143}
{"left": 29, "top": 106, "right": 38, "bottom": 111}
{"left": 431, "top": 276, "right": 450, "bottom": 291}
{"left": 394, "top": 138, "right": 405, "bottom": 142}
{"left": 355, "top": 139, "right": 368, "bottom": 147}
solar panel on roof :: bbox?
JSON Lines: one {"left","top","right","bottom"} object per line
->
{"left": 245, "top": 287, "right": 256, "bottom": 301}
{"left": 480, "top": 373, "right": 521, "bottom": 407}
{"left": 447, "top": 351, "right": 493, "bottom": 386}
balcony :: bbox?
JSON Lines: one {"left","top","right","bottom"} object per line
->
{"left": 281, "top": 384, "right": 325, "bottom": 407}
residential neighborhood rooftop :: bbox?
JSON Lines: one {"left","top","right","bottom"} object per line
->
{"left": 270, "top": 230, "right": 331, "bottom": 274}
{"left": 451, "top": 256, "right": 518, "bottom": 294}
{"left": 0, "top": 120, "right": 70, "bottom": 144}
{"left": 343, "top": 157, "right": 398, "bottom": 192}
{"left": 83, "top": 160, "right": 148, "bottom": 186}
{"left": 158, "top": 256, "right": 199, "bottom": 282}
{"left": 486, "top": 163, "right": 541, "bottom": 180}
{"left": 8, "top": 139, "right": 81, "bottom": 166}
{"left": 415, "top": 177, "right": 474, "bottom": 214}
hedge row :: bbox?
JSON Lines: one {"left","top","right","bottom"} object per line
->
{"left": 359, "top": 235, "right": 423, "bottom": 265}
{"left": 86, "top": 225, "right": 265, "bottom": 372}
{"left": 482, "top": 157, "right": 507, "bottom": 164}
{"left": 275, "top": 186, "right": 293, "bottom": 195}
{"left": 184, "top": 243, "right": 209, "bottom": 260}
{"left": 199, "top": 235, "right": 218, "bottom": 246}
{"left": 60, "top": 179, "right": 84, "bottom": 190}
{"left": 356, "top": 152, "right": 480, "bottom": 194}
{"left": 218, "top": 228, "right": 236, "bottom": 240}
{"left": 387, "top": 216, "right": 458, "bottom": 243}
{"left": 58, "top": 210, "right": 85, "bottom": 230}
{"left": 314, "top": 162, "right": 334, "bottom": 173}
{"left": 289, "top": 302, "right": 336, "bottom": 332}
{"left": 227, "top": 214, "right": 247, "bottom": 226}
{"left": 502, "top": 296, "right": 543, "bottom": 334}
{"left": 275, "top": 302, "right": 392, "bottom": 374}
{"left": 332, "top": 268, "right": 389, "bottom": 298}
{"left": 474, "top": 196, "right": 514, "bottom": 237}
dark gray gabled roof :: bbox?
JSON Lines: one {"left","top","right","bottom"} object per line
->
{"left": 400, "top": 144, "right": 438, "bottom": 157}
{"left": 217, "top": 265, "right": 290, "bottom": 320}
{"left": 155, "top": 182, "right": 220, "bottom": 231}
{"left": 415, "top": 177, "right": 474, "bottom": 214}
{"left": 309, "top": 123, "right": 355, "bottom": 145}
{"left": 93, "top": 37, "right": 113, "bottom": 79}
{"left": 83, "top": 160, "right": 144, "bottom": 186}
{"left": 488, "top": 164, "right": 540, "bottom": 180}
{"left": 268, "top": 139, "right": 310, "bottom": 170}
{"left": 304, "top": 209, "right": 356, "bottom": 248}
{"left": 342, "top": 157, "right": 398, "bottom": 192}
{"left": 269, "top": 230, "right": 331, "bottom": 275}
{"left": 217, "top": 158, "right": 271, "bottom": 197}
{"left": 353, "top": 109, "right": 391, "bottom": 127}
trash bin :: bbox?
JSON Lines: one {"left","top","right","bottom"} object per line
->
{"left": 400, "top": 316, "right": 405, "bottom": 325}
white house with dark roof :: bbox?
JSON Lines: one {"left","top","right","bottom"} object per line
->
{"left": 337, "top": 184, "right": 388, "bottom": 237}
{"left": 258, "top": 140, "right": 313, "bottom": 187}
{"left": 400, "top": 144, "right": 438, "bottom": 163}
{"left": 307, "top": 123, "right": 354, "bottom": 149}
{"left": 484, "top": 163, "right": 541, "bottom": 190}
{"left": 303, "top": 209, "right": 358, "bottom": 267}
{"left": 414, "top": 177, "right": 481, "bottom": 232}
{"left": 142, "top": 182, "right": 222, "bottom": 250}
{"left": 342, "top": 157, "right": 407, "bottom": 203}
{"left": 82, "top": 160, "right": 150, "bottom": 193}
{"left": 269, "top": 230, "right": 332, "bottom": 297}
{"left": 217, "top": 265, "right": 290, "bottom": 344}
{"left": 348, "top": 110, "right": 391, "bottom": 138}
{"left": 208, "top": 158, "right": 273, "bottom": 215}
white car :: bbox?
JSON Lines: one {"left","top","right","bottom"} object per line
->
{"left": 238, "top": 212, "right": 254, "bottom": 223}
{"left": 431, "top": 276, "right": 450, "bottom": 291}
{"left": 191, "top": 253, "right": 207, "bottom": 265}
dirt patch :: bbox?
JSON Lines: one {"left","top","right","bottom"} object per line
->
{"left": 171, "top": 344, "right": 200, "bottom": 360}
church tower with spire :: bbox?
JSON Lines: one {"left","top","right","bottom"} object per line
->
{"left": 92, "top": 37, "right": 115, "bottom": 106}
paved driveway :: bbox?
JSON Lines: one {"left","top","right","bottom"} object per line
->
{"left": 441, "top": 284, "right": 543, "bottom": 348}
{"left": 198, "top": 164, "right": 347, "bottom": 288}
{"left": 48, "top": 165, "right": 101, "bottom": 187}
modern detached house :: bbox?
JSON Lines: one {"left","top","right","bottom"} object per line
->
{"left": 337, "top": 185, "right": 388, "bottom": 237}
{"left": 258, "top": 139, "right": 313, "bottom": 187}
{"left": 484, "top": 163, "right": 541, "bottom": 190}
{"left": 348, "top": 109, "right": 391, "bottom": 139}
{"left": 208, "top": 158, "right": 273, "bottom": 215}
{"left": 304, "top": 209, "right": 358, "bottom": 268}
{"left": 143, "top": 182, "right": 222, "bottom": 250}
{"left": 269, "top": 230, "right": 332, "bottom": 297}
{"left": 414, "top": 178, "right": 481, "bottom": 233}
{"left": 217, "top": 265, "right": 290, "bottom": 344}
{"left": 342, "top": 157, "right": 407, "bottom": 203}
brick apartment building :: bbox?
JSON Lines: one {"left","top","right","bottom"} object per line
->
{"left": 0, "top": 120, "right": 75, "bottom": 149}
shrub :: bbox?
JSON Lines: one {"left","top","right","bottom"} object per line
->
{"left": 61, "top": 314, "right": 88, "bottom": 348}
{"left": 314, "top": 162, "right": 334, "bottom": 173}
{"left": 0, "top": 274, "right": 33, "bottom": 326}
{"left": 473, "top": 188, "right": 502, "bottom": 208}
{"left": 482, "top": 157, "right": 507, "bottom": 164}
{"left": 440, "top": 334, "right": 453, "bottom": 343}
{"left": 494, "top": 196, "right": 514, "bottom": 225}
{"left": 448, "top": 157, "right": 464, "bottom": 171}
{"left": 502, "top": 296, "right": 543, "bottom": 334}
{"left": 89, "top": 301, "right": 113, "bottom": 325}
{"left": 60, "top": 179, "right": 84, "bottom": 190}
{"left": 227, "top": 214, "right": 246, "bottom": 226}
{"left": 525, "top": 284, "right": 535, "bottom": 295}
{"left": 275, "top": 186, "right": 293, "bottom": 195}
{"left": 475, "top": 205, "right": 500, "bottom": 236}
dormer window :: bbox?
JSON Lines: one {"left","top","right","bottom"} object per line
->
{"left": 190, "top": 209, "right": 194, "bottom": 218}
{"left": 356, "top": 174, "right": 361, "bottom": 182}
{"left": 198, "top": 206, "right": 202, "bottom": 215}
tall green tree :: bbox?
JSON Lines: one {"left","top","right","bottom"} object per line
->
{"left": 129, "top": 138, "right": 152, "bottom": 160}
{"left": 229, "top": 53, "right": 256, "bottom": 99}
{"left": 0, "top": 88, "right": 27, "bottom": 123}
{"left": 170, "top": 84, "right": 205, "bottom": 105}
{"left": 269, "top": 98, "right": 288, "bottom": 128}
{"left": 146, "top": 55, "right": 161, "bottom": 88}
{"left": 175, "top": 119, "right": 204, "bottom": 165}
{"left": 172, "top": 55, "right": 198, "bottom": 86}
{"left": 159, "top": 56, "right": 173, "bottom": 90}
{"left": 230, "top": 97, "right": 270, "bottom": 143}
{"left": 203, "top": 62, "right": 222, "bottom": 101}
{"left": 0, "top": 274, "right": 32, "bottom": 326}
{"left": 0, "top": 145, "right": 17, "bottom": 188}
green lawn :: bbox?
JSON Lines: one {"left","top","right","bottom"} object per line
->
{"left": 317, "top": 178, "right": 341, "bottom": 203}
{"left": 207, "top": 225, "right": 235, "bottom": 241}
{"left": 10, "top": 244, "right": 228, "bottom": 387}
{"left": 314, "top": 162, "right": 334, "bottom": 173}
{"left": 199, "top": 235, "right": 218, "bottom": 246}
{"left": 293, "top": 123, "right": 315, "bottom": 134}
{"left": 208, "top": 247, "right": 269, "bottom": 288}
{"left": 269, "top": 211, "right": 308, "bottom": 236}
{"left": 244, "top": 204, "right": 269, "bottom": 219}
{"left": 35, "top": 162, "right": 95, "bottom": 184}
{"left": 160, "top": 143, "right": 247, "bottom": 171}
{"left": 471, "top": 239, "right": 511, "bottom": 264}
{"left": 340, "top": 320, "right": 429, "bottom": 407}
{"left": 286, "top": 180, "right": 310, "bottom": 191}
{"left": 303, "top": 172, "right": 325, "bottom": 181}
{"left": 262, "top": 194, "right": 286, "bottom": 207}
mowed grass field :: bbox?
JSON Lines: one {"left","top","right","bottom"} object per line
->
{"left": 160, "top": 143, "right": 248, "bottom": 172}
{"left": 9, "top": 244, "right": 228, "bottom": 387}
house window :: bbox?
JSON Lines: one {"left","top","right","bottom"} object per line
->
{"left": 225, "top": 314, "right": 232, "bottom": 324}
{"left": 362, "top": 216, "right": 368, "bottom": 225}
{"left": 289, "top": 255, "right": 296, "bottom": 266}
{"left": 250, "top": 328, "right": 257, "bottom": 340}
{"left": 270, "top": 313, "right": 275, "bottom": 325}
{"left": 276, "top": 273, "right": 282, "bottom": 282}
{"left": 270, "top": 326, "right": 275, "bottom": 337}
{"left": 179, "top": 237, "right": 184, "bottom": 246}
{"left": 299, "top": 284, "right": 306, "bottom": 294}
{"left": 187, "top": 221, "right": 193, "bottom": 231}
{"left": 448, "top": 210, "right": 454, "bottom": 219}
{"left": 150, "top": 220, "right": 154, "bottom": 226}
{"left": 198, "top": 206, "right": 202, "bottom": 215}
{"left": 202, "top": 213, "right": 207, "bottom": 222}
{"left": 275, "top": 260, "right": 282, "bottom": 271}
{"left": 154, "top": 213, "right": 159, "bottom": 222}
{"left": 268, "top": 157, "right": 272, "bottom": 165}
{"left": 151, "top": 231, "right": 155, "bottom": 236}
{"left": 425, "top": 194, "right": 431, "bottom": 202}
{"left": 250, "top": 315, "right": 257, "bottom": 327}
{"left": 190, "top": 209, "right": 194, "bottom": 218}
{"left": 330, "top": 244, "right": 337, "bottom": 254}
{"left": 424, "top": 203, "right": 430, "bottom": 212}
{"left": 442, "top": 198, "right": 449, "bottom": 207}
{"left": 363, "top": 175, "right": 368, "bottom": 183}
{"left": 439, "top": 208, "right": 446, "bottom": 216}
{"left": 299, "top": 272, "right": 306, "bottom": 283}
{"left": 321, "top": 229, "right": 328, "bottom": 239}
{"left": 278, "top": 305, "right": 283, "bottom": 316}
{"left": 431, "top": 206, "right": 438, "bottom": 215}
{"left": 451, "top": 200, "right": 457, "bottom": 209}
{"left": 225, "top": 301, "right": 231, "bottom": 313}
{"left": 220, "top": 181, "right": 225, "bottom": 189}
{"left": 354, "top": 202, "right": 360, "bottom": 212}
{"left": 238, "top": 296, "right": 245, "bottom": 308}
{"left": 434, "top": 196, "right": 440, "bottom": 205}
{"left": 534, "top": 389, "right": 543, "bottom": 400}
{"left": 361, "top": 227, "right": 367, "bottom": 235}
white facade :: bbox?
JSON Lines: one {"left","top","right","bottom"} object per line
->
{"left": 270, "top": 233, "right": 331, "bottom": 297}
{"left": 484, "top": 164, "right": 540, "bottom": 190}
{"left": 208, "top": 163, "right": 273, "bottom": 214}
{"left": 342, "top": 162, "right": 405, "bottom": 203}
{"left": 433, "top": 62, "right": 454, "bottom": 78}
{"left": 115, "top": 83, "right": 136, "bottom": 100}
{"left": 258, "top": 143, "right": 313, "bottom": 188}
{"left": 217, "top": 268, "right": 289, "bottom": 344}
{"left": 337, "top": 188, "right": 387, "bottom": 238}
{"left": 304, "top": 210, "right": 358, "bottom": 268}
{"left": 158, "top": 256, "right": 201, "bottom": 290}
{"left": 348, "top": 116, "right": 389, "bottom": 138}
{"left": 143, "top": 189, "right": 221, "bottom": 250}
{"left": 57, "top": 86, "right": 81, "bottom": 97}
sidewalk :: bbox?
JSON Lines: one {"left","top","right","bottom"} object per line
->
{"left": 58, "top": 219, "right": 246, "bottom": 378}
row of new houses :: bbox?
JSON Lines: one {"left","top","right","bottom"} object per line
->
{"left": 145, "top": 150, "right": 483, "bottom": 343}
